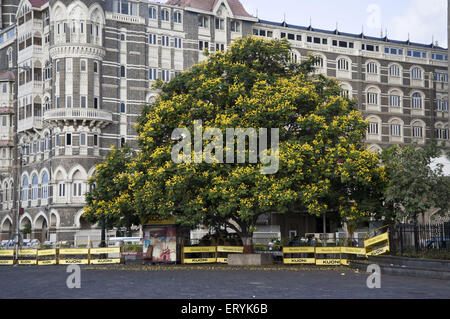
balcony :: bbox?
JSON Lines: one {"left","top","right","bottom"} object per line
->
{"left": 18, "top": 116, "right": 43, "bottom": 132}
{"left": 43, "top": 108, "right": 113, "bottom": 128}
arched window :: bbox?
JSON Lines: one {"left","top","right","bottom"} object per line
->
{"left": 42, "top": 172, "right": 49, "bottom": 200}
{"left": 32, "top": 174, "right": 38, "bottom": 200}
{"left": 161, "top": 9, "right": 169, "bottom": 21}
{"left": 411, "top": 120, "right": 426, "bottom": 139}
{"left": 389, "top": 90, "right": 402, "bottom": 108}
{"left": 148, "top": 6, "right": 157, "bottom": 19}
{"left": 22, "top": 176, "right": 29, "bottom": 201}
{"left": 367, "top": 87, "right": 380, "bottom": 105}
{"left": 412, "top": 92, "right": 423, "bottom": 109}
{"left": 173, "top": 11, "right": 182, "bottom": 24}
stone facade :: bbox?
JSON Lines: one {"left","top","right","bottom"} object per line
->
{"left": 0, "top": 0, "right": 448, "bottom": 242}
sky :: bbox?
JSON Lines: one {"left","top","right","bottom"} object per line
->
{"left": 240, "top": 0, "right": 448, "bottom": 48}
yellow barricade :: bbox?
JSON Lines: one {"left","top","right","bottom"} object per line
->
{"left": 58, "top": 248, "right": 90, "bottom": 265}
{"left": 90, "top": 247, "right": 121, "bottom": 265}
{"left": 18, "top": 249, "right": 38, "bottom": 265}
{"left": 0, "top": 250, "right": 15, "bottom": 265}
{"left": 182, "top": 246, "right": 217, "bottom": 264}
{"left": 282, "top": 247, "right": 316, "bottom": 264}
{"left": 37, "top": 249, "right": 58, "bottom": 265}
{"left": 364, "top": 231, "right": 390, "bottom": 257}
{"left": 315, "top": 247, "right": 342, "bottom": 266}
{"left": 216, "top": 246, "right": 244, "bottom": 264}
{"left": 340, "top": 247, "right": 367, "bottom": 266}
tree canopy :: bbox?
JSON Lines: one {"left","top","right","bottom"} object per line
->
{"left": 84, "top": 37, "right": 387, "bottom": 250}
{"left": 381, "top": 143, "right": 450, "bottom": 223}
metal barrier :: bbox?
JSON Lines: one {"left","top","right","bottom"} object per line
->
{"left": 364, "top": 226, "right": 390, "bottom": 256}
{"left": 182, "top": 246, "right": 217, "bottom": 264}
{"left": 58, "top": 248, "right": 90, "bottom": 264}
{"left": 340, "top": 247, "right": 367, "bottom": 266}
{"left": 89, "top": 247, "right": 121, "bottom": 264}
{"left": 0, "top": 250, "right": 15, "bottom": 265}
{"left": 216, "top": 246, "right": 244, "bottom": 264}
{"left": 282, "top": 247, "right": 315, "bottom": 264}
{"left": 315, "top": 247, "right": 342, "bottom": 266}
{"left": 18, "top": 249, "right": 38, "bottom": 265}
{"left": 37, "top": 249, "right": 58, "bottom": 265}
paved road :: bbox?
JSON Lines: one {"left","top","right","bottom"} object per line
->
{"left": 0, "top": 264, "right": 449, "bottom": 299}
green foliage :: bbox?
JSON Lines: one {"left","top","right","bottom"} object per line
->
{"left": 381, "top": 142, "right": 450, "bottom": 223}
{"left": 83, "top": 146, "right": 140, "bottom": 230}
{"left": 85, "top": 37, "right": 387, "bottom": 248}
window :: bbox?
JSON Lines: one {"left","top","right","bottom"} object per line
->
{"left": 55, "top": 133, "right": 60, "bottom": 147}
{"left": 56, "top": 60, "right": 61, "bottom": 72}
{"left": 231, "top": 21, "right": 240, "bottom": 33}
{"left": 407, "top": 50, "right": 427, "bottom": 59}
{"left": 216, "top": 43, "right": 225, "bottom": 52}
{"left": 389, "top": 65, "right": 401, "bottom": 77}
{"left": 367, "top": 62, "right": 378, "bottom": 74}
{"left": 390, "top": 124, "right": 401, "bottom": 137}
{"left": 66, "top": 58, "right": 72, "bottom": 72}
{"left": 362, "top": 44, "right": 379, "bottom": 52}
{"left": 148, "top": 34, "right": 157, "bottom": 45}
{"left": 58, "top": 182, "right": 66, "bottom": 197}
{"left": 149, "top": 68, "right": 157, "bottom": 81}
{"left": 431, "top": 53, "right": 448, "bottom": 61}
{"left": 120, "top": 66, "right": 126, "bottom": 77}
{"left": 22, "top": 176, "right": 28, "bottom": 201}
{"left": 161, "top": 9, "right": 169, "bottom": 21}
{"left": 80, "top": 59, "right": 87, "bottom": 72}
{"left": 411, "top": 67, "right": 422, "bottom": 80}
{"left": 148, "top": 6, "right": 157, "bottom": 19}
{"left": 93, "top": 134, "right": 98, "bottom": 146}
{"left": 390, "top": 95, "right": 401, "bottom": 107}
{"left": 94, "top": 61, "right": 98, "bottom": 73}
{"left": 173, "top": 11, "right": 182, "bottom": 24}
{"left": 32, "top": 175, "right": 38, "bottom": 201}
{"left": 93, "top": 97, "right": 99, "bottom": 109}
{"left": 367, "top": 92, "right": 378, "bottom": 105}
{"left": 368, "top": 122, "right": 379, "bottom": 135}
{"left": 42, "top": 172, "right": 49, "bottom": 200}
{"left": 161, "top": 36, "right": 170, "bottom": 47}
{"left": 80, "top": 133, "right": 86, "bottom": 146}
{"left": 161, "top": 70, "right": 170, "bottom": 82}
{"left": 80, "top": 22, "right": 84, "bottom": 34}
{"left": 215, "top": 18, "right": 224, "bottom": 30}
{"left": 120, "top": 103, "right": 126, "bottom": 113}
{"left": 174, "top": 38, "right": 182, "bottom": 49}
{"left": 198, "top": 15, "right": 208, "bottom": 28}
{"left": 66, "top": 133, "right": 72, "bottom": 146}
{"left": 412, "top": 93, "right": 422, "bottom": 109}
{"left": 114, "top": 0, "right": 138, "bottom": 16}
{"left": 45, "top": 133, "right": 50, "bottom": 150}
{"left": 73, "top": 182, "right": 82, "bottom": 197}
{"left": 80, "top": 96, "right": 87, "bottom": 108}
{"left": 413, "top": 126, "right": 423, "bottom": 138}
{"left": 66, "top": 95, "right": 72, "bottom": 108}
{"left": 338, "top": 58, "right": 349, "bottom": 71}
{"left": 199, "top": 41, "right": 209, "bottom": 51}
{"left": 56, "top": 97, "right": 61, "bottom": 108}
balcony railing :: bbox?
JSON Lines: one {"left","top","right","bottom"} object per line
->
{"left": 18, "top": 116, "right": 43, "bottom": 132}
{"left": 43, "top": 108, "right": 113, "bottom": 126}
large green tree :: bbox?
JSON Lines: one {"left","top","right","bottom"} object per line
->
{"left": 85, "top": 37, "right": 387, "bottom": 252}
{"left": 381, "top": 143, "right": 450, "bottom": 224}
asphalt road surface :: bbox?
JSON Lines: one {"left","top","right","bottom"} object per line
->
{"left": 1, "top": 264, "right": 449, "bottom": 299}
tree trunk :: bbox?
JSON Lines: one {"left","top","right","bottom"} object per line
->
{"left": 242, "top": 236, "right": 253, "bottom": 254}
